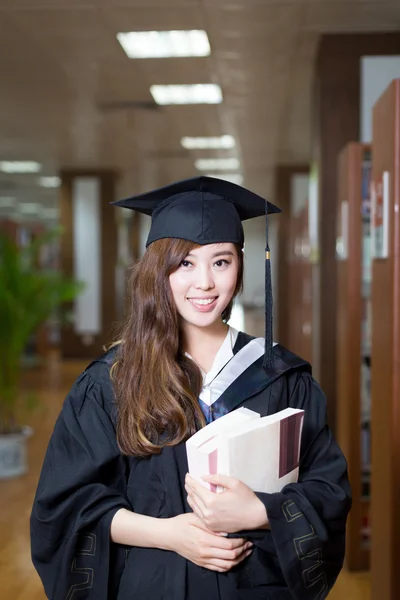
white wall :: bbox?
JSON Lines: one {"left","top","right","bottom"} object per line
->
{"left": 72, "top": 177, "right": 101, "bottom": 336}
{"left": 291, "top": 174, "right": 309, "bottom": 217}
{"left": 240, "top": 215, "right": 279, "bottom": 337}
{"left": 361, "top": 56, "right": 400, "bottom": 143}
{"left": 139, "top": 213, "right": 151, "bottom": 257}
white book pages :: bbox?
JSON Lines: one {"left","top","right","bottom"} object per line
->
{"left": 186, "top": 407, "right": 260, "bottom": 490}
{"left": 186, "top": 407, "right": 304, "bottom": 494}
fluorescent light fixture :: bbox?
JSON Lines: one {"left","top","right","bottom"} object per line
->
{"left": 0, "top": 196, "right": 15, "bottom": 208}
{"left": 195, "top": 158, "right": 240, "bottom": 171}
{"left": 181, "top": 135, "right": 235, "bottom": 150}
{"left": 117, "top": 30, "right": 211, "bottom": 59}
{"left": 40, "top": 207, "right": 59, "bottom": 220}
{"left": 39, "top": 176, "right": 61, "bottom": 188}
{"left": 206, "top": 173, "right": 244, "bottom": 186}
{"left": 0, "top": 161, "right": 42, "bottom": 173}
{"left": 18, "top": 202, "right": 41, "bottom": 214}
{"left": 150, "top": 84, "right": 222, "bottom": 105}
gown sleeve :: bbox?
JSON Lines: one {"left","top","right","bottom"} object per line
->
{"left": 253, "top": 372, "right": 352, "bottom": 600}
{"left": 30, "top": 369, "right": 131, "bottom": 600}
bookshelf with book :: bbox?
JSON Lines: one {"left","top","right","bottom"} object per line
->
{"left": 336, "top": 142, "right": 371, "bottom": 571}
{"left": 370, "top": 79, "right": 400, "bottom": 600}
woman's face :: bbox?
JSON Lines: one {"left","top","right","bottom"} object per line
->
{"left": 169, "top": 242, "right": 239, "bottom": 331}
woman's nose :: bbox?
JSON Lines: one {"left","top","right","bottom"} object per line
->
{"left": 195, "top": 267, "right": 214, "bottom": 290}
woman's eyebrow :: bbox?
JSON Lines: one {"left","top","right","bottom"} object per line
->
{"left": 211, "top": 251, "right": 234, "bottom": 258}
{"left": 186, "top": 251, "right": 234, "bottom": 258}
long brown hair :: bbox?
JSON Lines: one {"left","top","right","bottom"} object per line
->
{"left": 113, "top": 238, "right": 244, "bottom": 457}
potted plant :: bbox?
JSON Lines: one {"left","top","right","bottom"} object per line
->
{"left": 0, "top": 228, "right": 84, "bottom": 478}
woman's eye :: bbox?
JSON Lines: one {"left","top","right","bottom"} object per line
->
{"left": 180, "top": 260, "right": 192, "bottom": 268}
{"left": 214, "top": 259, "right": 229, "bottom": 267}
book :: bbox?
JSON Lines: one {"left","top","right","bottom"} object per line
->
{"left": 186, "top": 407, "right": 304, "bottom": 493}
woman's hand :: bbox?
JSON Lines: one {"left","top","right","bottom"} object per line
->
{"left": 185, "top": 473, "right": 269, "bottom": 533}
{"left": 166, "top": 512, "right": 252, "bottom": 572}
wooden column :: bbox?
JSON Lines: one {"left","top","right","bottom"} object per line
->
{"left": 312, "top": 33, "right": 400, "bottom": 429}
{"left": 336, "top": 142, "right": 371, "bottom": 571}
{"left": 59, "top": 169, "right": 118, "bottom": 358}
{"left": 287, "top": 206, "right": 313, "bottom": 364}
{"left": 275, "top": 165, "right": 309, "bottom": 349}
{"left": 370, "top": 80, "right": 400, "bottom": 600}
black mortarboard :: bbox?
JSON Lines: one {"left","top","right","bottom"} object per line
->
{"left": 112, "top": 176, "right": 281, "bottom": 369}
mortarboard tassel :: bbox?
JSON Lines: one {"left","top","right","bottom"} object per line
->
{"left": 263, "top": 201, "right": 274, "bottom": 370}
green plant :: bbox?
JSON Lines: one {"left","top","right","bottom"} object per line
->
{"left": 0, "top": 228, "right": 84, "bottom": 433}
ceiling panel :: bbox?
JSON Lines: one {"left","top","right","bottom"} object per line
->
{"left": 303, "top": 2, "right": 400, "bottom": 31}
{"left": 101, "top": 0, "right": 202, "bottom": 7}
{"left": 95, "top": 61, "right": 155, "bottom": 102}
{"left": 0, "top": 0, "right": 201, "bottom": 7}
{"left": 7, "top": 7, "right": 122, "bottom": 61}
{"left": 130, "top": 57, "right": 215, "bottom": 86}
{"left": 102, "top": 6, "right": 206, "bottom": 31}
{"left": 0, "top": 0, "right": 98, "bottom": 6}
{"left": 0, "top": 0, "right": 399, "bottom": 224}
{"left": 206, "top": 3, "right": 304, "bottom": 32}
{"left": 7, "top": 6, "right": 106, "bottom": 35}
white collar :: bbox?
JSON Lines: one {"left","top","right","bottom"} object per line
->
{"left": 185, "top": 326, "right": 239, "bottom": 386}
{"left": 187, "top": 332, "right": 277, "bottom": 407}
{"left": 202, "top": 326, "right": 239, "bottom": 386}
{"left": 199, "top": 335, "right": 265, "bottom": 406}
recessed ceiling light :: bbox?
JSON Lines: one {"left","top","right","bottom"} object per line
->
{"left": 18, "top": 202, "right": 41, "bottom": 214}
{"left": 117, "top": 30, "right": 211, "bottom": 59}
{"left": 150, "top": 84, "right": 222, "bottom": 105}
{"left": 181, "top": 135, "right": 235, "bottom": 150}
{"left": 0, "top": 161, "right": 42, "bottom": 173}
{"left": 195, "top": 158, "right": 240, "bottom": 170}
{"left": 39, "top": 176, "right": 61, "bottom": 188}
{"left": 0, "top": 196, "right": 16, "bottom": 208}
{"left": 206, "top": 173, "right": 244, "bottom": 185}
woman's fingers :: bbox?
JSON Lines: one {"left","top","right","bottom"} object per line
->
{"left": 204, "top": 541, "right": 252, "bottom": 561}
{"left": 187, "top": 492, "right": 204, "bottom": 521}
{"left": 172, "top": 511, "right": 252, "bottom": 573}
{"left": 203, "top": 547, "right": 253, "bottom": 572}
{"left": 194, "top": 522, "right": 248, "bottom": 550}
{"left": 210, "top": 536, "right": 250, "bottom": 551}
{"left": 185, "top": 480, "right": 208, "bottom": 515}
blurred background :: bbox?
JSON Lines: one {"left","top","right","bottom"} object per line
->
{"left": 1, "top": 1, "right": 400, "bottom": 598}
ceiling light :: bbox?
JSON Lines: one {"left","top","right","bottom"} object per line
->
{"left": 40, "top": 207, "right": 59, "bottom": 220}
{"left": 0, "top": 196, "right": 16, "bottom": 208}
{"left": 195, "top": 158, "right": 240, "bottom": 170}
{"left": 181, "top": 135, "right": 236, "bottom": 150}
{"left": 18, "top": 202, "right": 41, "bottom": 214}
{"left": 206, "top": 173, "right": 244, "bottom": 186}
{"left": 0, "top": 161, "right": 42, "bottom": 173}
{"left": 39, "top": 176, "right": 61, "bottom": 188}
{"left": 150, "top": 84, "right": 222, "bottom": 105}
{"left": 117, "top": 30, "right": 211, "bottom": 59}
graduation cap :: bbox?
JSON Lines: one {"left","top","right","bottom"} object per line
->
{"left": 112, "top": 176, "right": 281, "bottom": 369}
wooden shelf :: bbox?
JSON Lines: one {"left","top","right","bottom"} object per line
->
{"left": 336, "top": 142, "right": 371, "bottom": 571}
{"left": 370, "top": 78, "right": 400, "bottom": 600}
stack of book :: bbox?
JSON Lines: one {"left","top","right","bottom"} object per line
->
{"left": 186, "top": 407, "right": 304, "bottom": 493}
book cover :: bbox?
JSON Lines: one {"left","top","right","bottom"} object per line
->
{"left": 186, "top": 407, "right": 304, "bottom": 493}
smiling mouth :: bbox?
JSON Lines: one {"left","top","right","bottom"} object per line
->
{"left": 187, "top": 297, "right": 218, "bottom": 306}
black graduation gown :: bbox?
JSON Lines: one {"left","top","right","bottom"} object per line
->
{"left": 30, "top": 332, "right": 351, "bottom": 600}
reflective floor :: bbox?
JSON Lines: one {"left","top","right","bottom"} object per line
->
{"left": 0, "top": 355, "right": 370, "bottom": 599}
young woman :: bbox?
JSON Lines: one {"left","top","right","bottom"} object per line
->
{"left": 31, "top": 176, "right": 351, "bottom": 600}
